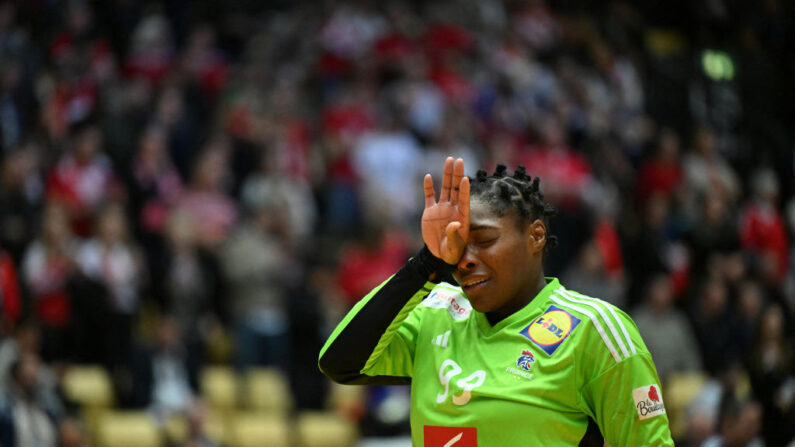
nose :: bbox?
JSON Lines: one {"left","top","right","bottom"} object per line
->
{"left": 457, "top": 246, "right": 478, "bottom": 273}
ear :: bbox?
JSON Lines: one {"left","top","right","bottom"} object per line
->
{"left": 527, "top": 219, "right": 547, "bottom": 254}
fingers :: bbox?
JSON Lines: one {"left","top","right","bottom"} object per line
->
{"left": 450, "top": 158, "right": 464, "bottom": 204}
{"left": 424, "top": 174, "right": 436, "bottom": 208}
{"left": 439, "top": 157, "right": 453, "bottom": 202}
{"left": 459, "top": 176, "right": 470, "bottom": 220}
{"left": 442, "top": 221, "right": 466, "bottom": 264}
{"left": 445, "top": 221, "right": 462, "bottom": 242}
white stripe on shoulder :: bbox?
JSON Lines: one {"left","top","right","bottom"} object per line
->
{"left": 556, "top": 288, "right": 629, "bottom": 358}
{"left": 564, "top": 289, "right": 637, "bottom": 355}
{"left": 549, "top": 293, "right": 621, "bottom": 362}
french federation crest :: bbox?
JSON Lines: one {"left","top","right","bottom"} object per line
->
{"left": 517, "top": 349, "right": 535, "bottom": 371}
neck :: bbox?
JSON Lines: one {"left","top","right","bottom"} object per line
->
{"left": 486, "top": 273, "right": 548, "bottom": 325}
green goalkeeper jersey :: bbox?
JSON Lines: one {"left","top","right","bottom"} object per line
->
{"left": 319, "top": 253, "right": 674, "bottom": 446}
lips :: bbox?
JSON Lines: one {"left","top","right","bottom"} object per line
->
{"left": 461, "top": 276, "right": 489, "bottom": 290}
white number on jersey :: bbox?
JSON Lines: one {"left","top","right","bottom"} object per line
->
{"left": 436, "top": 359, "right": 486, "bottom": 406}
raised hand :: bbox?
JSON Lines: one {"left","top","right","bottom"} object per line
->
{"left": 422, "top": 157, "right": 470, "bottom": 265}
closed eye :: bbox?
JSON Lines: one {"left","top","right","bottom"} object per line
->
{"left": 475, "top": 238, "right": 497, "bottom": 247}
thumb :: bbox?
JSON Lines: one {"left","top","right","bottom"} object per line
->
{"left": 445, "top": 221, "right": 463, "bottom": 245}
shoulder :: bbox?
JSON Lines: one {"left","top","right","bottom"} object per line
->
{"left": 549, "top": 285, "right": 646, "bottom": 364}
{"left": 418, "top": 282, "right": 472, "bottom": 322}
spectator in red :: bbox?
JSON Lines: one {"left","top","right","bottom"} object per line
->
{"left": 129, "top": 124, "right": 183, "bottom": 236}
{"left": 337, "top": 225, "right": 409, "bottom": 305}
{"left": 0, "top": 246, "right": 21, "bottom": 328}
{"left": 49, "top": 1, "right": 115, "bottom": 85}
{"left": 175, "top": 143, "right": 238, "bottom": 247}
{"left": 516, "top": 118, "right": 593, "bottom": 211}
{"left": 45, "top": 122, "right": 120, "bottom": 236}
{"left": 740, "top": 168, "right": 789, "bottom": 283}
{"left": 636, "top": 128, "right": 683, "bottom": 206}
{"left": 181, "top": 24, "right": 228, "bottom": 102}
{"left": 123, "top": 12, "right": 174, "bottom": 86}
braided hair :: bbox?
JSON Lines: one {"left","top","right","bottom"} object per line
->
{"left": 470, "top": 164, "right": 558, "bottom": 252}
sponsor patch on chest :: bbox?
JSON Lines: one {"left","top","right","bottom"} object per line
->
{"left": 423, "top": 288, "right": 472, "bottom": 321}
{"left": 519, "top": 305, "right": 581, "bottom": 355}
{"left": 424, "top": 426, "right": 477, "bottom": 447}
{"left": 632, "top": 384, "right": 666, "bottom": 420}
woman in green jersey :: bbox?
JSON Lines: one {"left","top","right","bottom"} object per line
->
{"left": 320, "top": 157, "right": 675, "bottom": 446}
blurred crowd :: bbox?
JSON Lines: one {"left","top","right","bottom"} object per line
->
{"left": 0, "top": 0, "right": 792, "bottom": 446}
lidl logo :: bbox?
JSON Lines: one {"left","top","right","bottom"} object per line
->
{"left": 520, "top": 305, "right": 581, "bottom": 355}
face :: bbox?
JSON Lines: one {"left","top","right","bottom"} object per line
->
{"left": 453, "top": 199, "right": 546, "bottom": 320}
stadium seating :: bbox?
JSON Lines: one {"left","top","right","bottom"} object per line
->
{"left": 227, "top": 411, "right": 290, "bottom": 447}
{"left": 62, "top": 364, "right": 115, "bottom": 407}
{"left": 243, "top": 367, "right": 293, "bottom": 413}
{"left": 296, "top": 411, "right": 358, "bottom": 447}
{"left": 61, "top": 365, "right": 115, "bottom": 439}
{"left": 665, "top": 372, "right": 709, "bottom": 438}
{"left": 200, "top": 366, "right": 239, "bottom": 411}
{"left": 96, "top": 411, "right": 161, "bottom": 447}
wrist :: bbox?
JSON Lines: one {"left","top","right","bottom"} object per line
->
{"left": 410, "top": 245, "right": 457, "bottom": 282}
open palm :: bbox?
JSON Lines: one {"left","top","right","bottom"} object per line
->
{"left": 422, "top": 157, "right": 470, "bottom": 265}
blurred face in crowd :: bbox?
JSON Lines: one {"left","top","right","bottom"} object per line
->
{"left": 737, "top": 281, "right": 762, "bottom": 321}
{"left": 454, "top": 198, "right": 546, "bottom": 322}
{"left": 58, "top": 419, "right": 88, "bottom": 447}
{"left": 703, "top": 190, "right": 728, "bottom": 225}
{"left": 577, "top": 240, "right": 603, "bottom": 275}
{"left": 693, "top": 127, "right": 715, "bottom": 157}
{"left": 15, "top": 323, "right": 41, "bottom": 355}
{"left": 193, "top": 148, "right": 227, "bottom": 190}
{"left": 13, "top": 353, "right": 40, "bottom": 396}
{"left": 1, "top": 150, "right": 36, "bottom": 189}
{"left": 98, "top": 203, "right": 127, "bottom": 245}
{"left": 648, "top": 274, "right": 673, "bottom": 312}
{"left": 42, "top": 202, "right": 71, "bottom": 246}
{"left": 156, "top": 86, "right": 184, "bottom": 124}
{"left": 74, "top": 126, "right": 101, "bottom": 163}
{"left": 138, "top": 126, "right": 168, "bottom": 167}
{"left": 658, "top": 128, "right": 680, "bottom": 162}
{"left": 166, "top": 210, "right": 198, "bottom": 251}
{"left": 155, "top": 316, "right": 181, "bottom": 350}
{"left": 760, "top": 305, "right": 784, "bottom": 342}
{"left": 723, "top": 402, "right": 762, "bottom": 446}
{"left": 644, "top": 192, "right": 669, "bottom": 230}
{"left": 702, "top": 279, "right": 727, "bottom": 315}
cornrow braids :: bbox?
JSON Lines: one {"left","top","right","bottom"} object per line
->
{"left": 470, "top": 164, "right": 558, "bottom": 252}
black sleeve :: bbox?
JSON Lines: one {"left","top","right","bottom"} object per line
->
{"left": 318, "top": 246, "right": 456, "bottom": 385}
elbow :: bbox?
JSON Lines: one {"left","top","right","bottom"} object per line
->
{"left": 318, "top": 353, "right": 362, "bottom": 384}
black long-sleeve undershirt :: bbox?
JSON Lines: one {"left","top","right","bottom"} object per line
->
{"left": 318, "top": 246, "right": 456, "bottom": 385}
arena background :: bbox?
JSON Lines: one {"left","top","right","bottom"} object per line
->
{"left": 0, "top": 0, "right": 793, "bottom": 446}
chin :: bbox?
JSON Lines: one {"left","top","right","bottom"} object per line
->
{"left": 467, "top": 295, "right": 496, "bottom": 314}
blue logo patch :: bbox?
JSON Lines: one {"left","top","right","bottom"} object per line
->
{"left": 520, "top": 305, "right": 581, "bottom": 355}
{"left": 517, "top": 350, "right": 535, "bottom": 371}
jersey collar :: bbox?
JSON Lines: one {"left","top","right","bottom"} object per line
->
{"left": 474, "top": 277, "right": 560, "bottom": 336}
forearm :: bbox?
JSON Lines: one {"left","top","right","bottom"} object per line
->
{"left": 318, "top": 246, "right": 454, "bottom": 384}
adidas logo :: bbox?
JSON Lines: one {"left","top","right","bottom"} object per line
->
{"left": 433, "top": 330, "right": 451, "bottom": 348}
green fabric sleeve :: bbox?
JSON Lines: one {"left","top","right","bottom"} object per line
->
{"left": 580, "top": 353, "right": 675, "bottom": 446}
